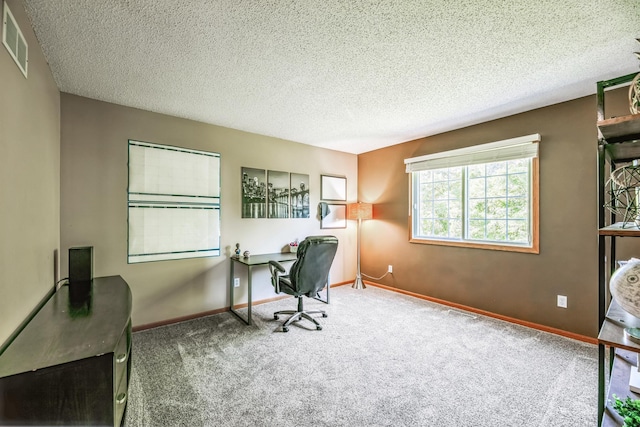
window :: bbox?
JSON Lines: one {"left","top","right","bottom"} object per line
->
{"left": 128, "top": 140, "right": 221, "bottom": 263}
{"left": 405, "top": 134, "right": 539, "bottom": 253}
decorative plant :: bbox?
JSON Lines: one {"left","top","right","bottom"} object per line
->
{"left": 613, "top": 395, "right": 640, "bottom": 427}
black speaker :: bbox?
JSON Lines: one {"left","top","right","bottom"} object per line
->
{"left": 69, "top": 247, "right": 93, "bottom": 309}
{"left": 69, "top": 246, "right": 93, "bottom": 284}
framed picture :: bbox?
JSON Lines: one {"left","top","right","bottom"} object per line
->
{"left": 241, "top": 167, "right": 266, "bottom": 218}
{"left": 320, "top": 204, "right": 347, "bottom": 229}
{"left": 267, "top": 170, "right": 289, "bottom": 218}
{"left": 321, "top": 175, "right": 347, "bottom": 201}
{"left": 290, "top": 173, "right": 310, "bottom": 218}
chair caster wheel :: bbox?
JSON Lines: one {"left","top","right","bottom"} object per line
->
{"left": 282, "top": 327, "right": 289, "bottom": 332}
{"left": 316, "top": 325, "right": 322, "bottom": 330}
{"left": 322, "top": 313, "right": 328, "bottom": 318}
{"left": 274, "top": 315, "right": 279, "bottom": 320}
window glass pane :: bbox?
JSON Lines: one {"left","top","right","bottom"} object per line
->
{"left": 508, "top": 220, "right": 528, "bottom": 242}
{"left": 420, "top": 170, "right": 433, "bottom": 183}
{"left": 433, "top": 169, "right": 448, "bottom": 182}
{"left": 487, "top": 220, "right": 507, "bottom": 241}
{"left": 468, "top": 164, "right": 484, "bottom": 178}
{"left": 420, "top": 199, "right": 433, "bottom": 216}
{"left": 486, "top": 198, "right": 507, "bottom": 219}
{"left": 507, "top": 198, "right": 527, "bottom": 219}
{"left": 449, "top": 168, "right": 462, "bottom": 180}
{"left": 486, "top": 175, "right": 507, "bottom": 197}
{"left": 449, "top": 200, "right": 462, "bottom": 219}
{"left": 508, "top": 173, "right": 527, "bottom": 196}
{"left": 449, "top": 180, "right": 462, "bottom": 198}
{"left": 434, "top": 200, "right": 449, "bottom": 218}
{"left": 433, "top": 219, "right": 449, "bottom": 237}
{"left": 469, "top": 220, "right": 486, "bottom": 239}
{"left": 508, "top": 158, "right": 528, "bottom": 173}
{"left": 468, "top": 177, "right": 485, "bottom": 198}
{"left": 448, "top": 219, "right": 460, "bottom": 237}
{"left": 420, "top": 219, "right": 434, "bottom": 236}
{"left": 468, "top": 199, "right": 486, "bottom": 219}
{"left": 433, "top": 182, "right": 449, "bottom": 199}
{"left": 486, "top": 162, "right": 506, "bottom": 176}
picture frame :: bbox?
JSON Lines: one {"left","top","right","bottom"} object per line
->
{"left": 241, "top": 167, "right": 266, "bottom": 218}
{"left": 320, "top": 203, "right": 347, "bottom": 229}
{"left": 267, "top": 170, "right": 289, "bottom": 218}
{"left": 321, "top": 175, "right": 347, "bottom": 201}
{"left": 290, "top": 173, "right": 310, "bottom": 218}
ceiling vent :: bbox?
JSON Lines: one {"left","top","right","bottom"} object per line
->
{"left": 2, "top": 1, "right": 27, "bottom": 78}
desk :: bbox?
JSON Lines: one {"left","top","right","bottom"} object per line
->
{"left": 229, "top": 252, "right": 330, "bottom": 325}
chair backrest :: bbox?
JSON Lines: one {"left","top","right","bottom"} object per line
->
{"left": 288, "top": 235, "right": 338, "bottom": 297}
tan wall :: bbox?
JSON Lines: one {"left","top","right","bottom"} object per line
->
{"left": 60, "top": 94, "right": 357, "bottom": 327}
{"left": 357, "top": 90, "right": 633, "bottom": 338}
{"left": 0, "top": 0, "right": 60, "bottom": 344}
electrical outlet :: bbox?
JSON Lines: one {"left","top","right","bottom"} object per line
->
{"left": 234, "top": 278, "right": 240, "bottom": 288}
{"left": 388, "top": 265, "right": 393, "bottom": 273}
{"left": 557, "top": 295, "right": 567, "bottom": 308}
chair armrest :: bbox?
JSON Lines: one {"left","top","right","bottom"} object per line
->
{"left": 269, "top": 260, "right": 286, "bottom": 273}
{"left": 269, "top": 261, "right": 285, "bottom": 293}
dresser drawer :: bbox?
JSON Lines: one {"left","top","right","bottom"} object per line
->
{"left": 114, "top": 373, "right": 128, "bottom": 427}
{"left": 114, "top": 327, "right": 130, "bottom": 390}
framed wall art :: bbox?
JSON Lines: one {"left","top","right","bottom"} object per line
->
{"left": 320, "top": 203, "right": 347, "bottom": 229}
{"left": 321, "top": 174, "right": 347, "bottom": 201}
{"left": 267, "top": 170, "right": 289, "bottom": 218}
{"left": 290, "top": 173, "right": 310, "bottom": 218}
{"left": 242, "top": 167, "right": 266, "bottom": 218}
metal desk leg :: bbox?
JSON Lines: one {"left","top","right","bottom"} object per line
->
{"left": 247, "top": 265, "right": 253, "bottom": 325}
{"left": 229, "top": 259, "right": 250, "bottom": 325}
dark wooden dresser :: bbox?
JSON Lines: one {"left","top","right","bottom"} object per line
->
{"left": 0, "top": 276, "right": 132, "bottom": 426}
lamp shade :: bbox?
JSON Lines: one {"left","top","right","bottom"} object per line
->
{"left": 347, "top": 202, "right": 373, "bottom": 220}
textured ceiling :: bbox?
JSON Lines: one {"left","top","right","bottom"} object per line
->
{"left": 22, "top": 0, "right": 640, "bottom": 154}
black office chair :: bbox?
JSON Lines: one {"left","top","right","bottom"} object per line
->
{"left": 269, "top": 235, "right": 338, "bottom": 332}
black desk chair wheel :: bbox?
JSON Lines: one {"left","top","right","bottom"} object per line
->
{"left": 269, "top": 235, "right": 338, "bottom": 332}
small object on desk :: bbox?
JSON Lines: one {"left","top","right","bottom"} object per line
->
{"left": 289, "top": 239, "right": 299, "bottom": 253}
{"left": 243, "top": 250, "right": 250, "bottom": 258}
{"left": 233, "top": 243, "right": 241, "bottom": 259}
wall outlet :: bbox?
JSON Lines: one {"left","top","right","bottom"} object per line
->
{"left": 557, "top": 295, "right": 567, "bottom": 308}
{"left": 388, "top": 265, "right": 393, "bottom": 273}
{"left": 234, "top": 278, "right": 240, "bottom": 288}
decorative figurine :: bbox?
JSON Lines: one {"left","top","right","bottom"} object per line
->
{"left": 243, "top": 250, "right": 250, "bottom": 258}
{"left": 233, "top": 243, "right": 241, "bottom": 259}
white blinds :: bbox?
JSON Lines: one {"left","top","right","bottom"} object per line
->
{"left": 128, "top": 140, "right": 221, "bottom": 263}
{"left": 404, "top": 134, "right": 540, "bottom": 173}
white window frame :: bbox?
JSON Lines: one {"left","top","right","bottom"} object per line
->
{"left": 405, "top": 134, "right": 540, "bottom": 254}
{"left": 2, "top": 1, "right": 28, "bottom": 78}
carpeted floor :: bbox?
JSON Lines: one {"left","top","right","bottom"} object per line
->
{"left": 124, "top": 285, "right": 597, "bottom": 426}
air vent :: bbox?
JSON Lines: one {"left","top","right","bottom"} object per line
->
{"left": 2, "top": 1, "right": 27, "bottom": 78}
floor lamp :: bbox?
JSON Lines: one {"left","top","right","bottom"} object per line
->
{"left": 347, "top": 202, "right": 372, "bottom": 289}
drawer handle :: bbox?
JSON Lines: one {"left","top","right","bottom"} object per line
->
{"left": 116, "top": 353, "right": 128, "bottom": 363}
{"left": 116, "top": 392, "right": 127, "bottom": 405}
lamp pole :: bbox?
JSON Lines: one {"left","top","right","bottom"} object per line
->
{"left": 353, "top": 216, "right": 366, "bottom": 289}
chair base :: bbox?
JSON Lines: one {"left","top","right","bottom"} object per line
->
{"left": 274, "top": 309, "right": 327, "bottom": 332}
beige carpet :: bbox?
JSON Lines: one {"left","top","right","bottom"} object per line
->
{"left": 124, "top": 285, "right": 597, "bottom": 426}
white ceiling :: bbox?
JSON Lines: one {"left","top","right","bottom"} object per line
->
{"left": 22, "top": 0, "right": 640, "bottom": 154}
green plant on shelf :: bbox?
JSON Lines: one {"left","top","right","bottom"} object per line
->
{"left": 613, "top": 395, "right": 640, "bottom": 427}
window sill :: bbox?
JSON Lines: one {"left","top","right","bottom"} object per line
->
{"left": 409, "top": 237, "right": 539, "bottom": 254}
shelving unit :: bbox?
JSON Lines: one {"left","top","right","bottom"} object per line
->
{"left": 597, "top": 72, "right": 640, "bottom": 426}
